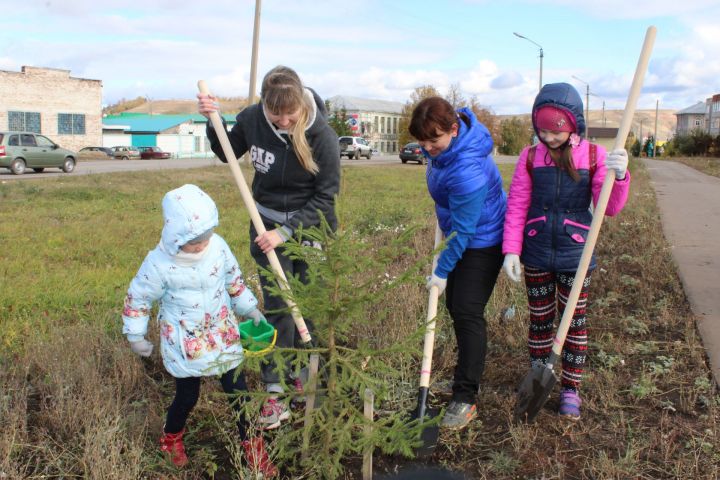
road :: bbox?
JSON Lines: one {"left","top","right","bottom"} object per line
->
{"left": 0, "top": 154, "right": 518, "bottom": 180}
{"left": 644, "top": 158, "right": 720, "bottom": 384}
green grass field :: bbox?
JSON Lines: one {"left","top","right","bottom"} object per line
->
{"left": 1, "top": 160, "right": 718, "bottom": 479}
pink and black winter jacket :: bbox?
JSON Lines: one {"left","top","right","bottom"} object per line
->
{"left": 502, "top": 140, "right": 631, "bottom": 272}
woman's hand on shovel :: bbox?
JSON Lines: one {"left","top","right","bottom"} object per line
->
{"left": 197, "top": 93, "right": 220, "bottom": 119}
{"left": 425, "top": 273, "right": 447, "bottom": 295}
{"left": 255, "top": 229, "right": 285, "bottom": 254}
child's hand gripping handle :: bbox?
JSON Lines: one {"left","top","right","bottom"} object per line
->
{"left": 550, "top": 26, "right": 656, "bottom": 361}
{"left": 198, "top": 80, "right": 312, "bottom": 345}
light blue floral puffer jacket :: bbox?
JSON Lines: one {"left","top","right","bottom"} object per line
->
{"left": 122, "top": 184, "right": 258, "bottom": 378}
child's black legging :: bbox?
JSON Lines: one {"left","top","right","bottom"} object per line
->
{"left": 165, "top": 367, "right": 249, "bottom": 440}
{"left": 524, "top": 267, "right": 591, "bottom": 391}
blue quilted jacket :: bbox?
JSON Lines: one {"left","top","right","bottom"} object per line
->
{"left": 426, "top": 108, "right": 506, "bottom": 277}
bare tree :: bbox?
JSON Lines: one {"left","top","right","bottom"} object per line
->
{"left": 398, "top": 85, "right": 441, "bottom": 147}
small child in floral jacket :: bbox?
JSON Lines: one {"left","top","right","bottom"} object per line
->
{"left": 122, "top": 183, "right": 276, "bottom": 476}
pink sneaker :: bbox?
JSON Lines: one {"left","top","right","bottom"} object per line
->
{"left": 259, "top": 397, "right": 290, "bottom": 430}
{"left": 290, "top": 377, "right": 306, "bottom": 408}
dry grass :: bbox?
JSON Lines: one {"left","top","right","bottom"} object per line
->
{"left": 1, "top": 324, "right": 156, "bottom": 479}
{"left": 0, "top": 160, "right": 718, "bottom": 479}
{"left": 663, "top": 156, "right": 720, "bottom": 178}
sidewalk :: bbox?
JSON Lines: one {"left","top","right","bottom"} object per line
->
{"left": 644, "top": 159, "right": 720, "bottom": 384}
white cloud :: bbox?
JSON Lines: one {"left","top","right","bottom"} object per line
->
{"left": 3, "top": 1, "right": 719, "bottom": 116}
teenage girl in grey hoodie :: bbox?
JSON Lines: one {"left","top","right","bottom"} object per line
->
{"left": 198, "top": 65, "right": 340, "bottom": 430}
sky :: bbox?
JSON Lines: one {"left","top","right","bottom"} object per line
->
{"left": 1, "top": 0, "right": 719, "bottom": 115}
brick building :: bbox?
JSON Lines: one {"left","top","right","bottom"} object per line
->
{"left": 0, "top": 66, "right": 102, "bottom": 151}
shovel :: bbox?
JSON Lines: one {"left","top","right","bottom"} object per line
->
{"left": 411, "top": 222, "right": 443, "bottom": 455}
{"left": 514, "top": 26, "right": 657, "bottom": 422}
{"left": 197, "top": 80, "right": 312, "bottom": 346}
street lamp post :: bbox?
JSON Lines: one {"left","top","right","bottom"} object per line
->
{"left": 513, "top": 32, "right": 543, "bottom": 93}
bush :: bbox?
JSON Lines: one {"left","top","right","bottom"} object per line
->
{"left": 667, "top": 129, "right": 717, "bottom": 157}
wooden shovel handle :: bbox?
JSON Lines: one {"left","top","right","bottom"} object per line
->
{"left": 197, "top": 80, "right": 311, "bottom": 344}
{"left": 550, "top": 26, "right": 657, "bottom": 358}
{"left": 419, "top": 222, "right": 443, "bottom": 388}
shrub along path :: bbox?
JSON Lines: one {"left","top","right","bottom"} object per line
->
{"left": 644, "top": 158, "right": 720, "bottom": 384}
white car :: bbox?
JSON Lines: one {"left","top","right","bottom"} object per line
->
{"left": 339, "top": 136, "right": 372, "bottom": 159}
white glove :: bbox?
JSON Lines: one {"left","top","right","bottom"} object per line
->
{"left": 503, "top": 254, "right": 523, "bottom": 283}
{"left": 425, "top": 273, "right": 447, "bottom": 295}
{"left": 606, "top": 149, "right": 628, "bottom": 180}
{"left": 245, "top": 308, "right": 266, "bottom": 327}
{"left": 129, "top": 338, "right": 153, "bottom": 357}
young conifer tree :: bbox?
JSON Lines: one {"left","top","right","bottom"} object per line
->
{"left": 250, "top": 215, "right": 438, "bottom": 478}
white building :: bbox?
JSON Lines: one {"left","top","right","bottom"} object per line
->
{"left": 675, "top": 94, "right": 720, "bottom": 136}
{"left": 326, "top": 96, "right": 404, "bottom": 154}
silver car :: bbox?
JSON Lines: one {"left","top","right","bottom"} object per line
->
{"left": 339, "top": 136, "right": 372, "bottom": 159}
{"left": 0, "top": 131, "right": 77, "bottom": 175}
{"left": 111, "top": 145, "right": 141, "bottom": 160}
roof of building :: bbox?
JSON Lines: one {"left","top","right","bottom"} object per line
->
{"left": 102, "top": 113, "right": 236, "bottom": 132}
{"left": 587, "top": 127, "right": 619, "bottom": 138}
{"left": 326, "top": 95, "right": 403, "bottom": 114}
{"left": 675, "top": 101, "right": 706, "bottom": 116}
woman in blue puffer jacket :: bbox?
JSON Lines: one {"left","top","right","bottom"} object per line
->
{"left": 409, "top": 97, "right": 506, "bottom": 430}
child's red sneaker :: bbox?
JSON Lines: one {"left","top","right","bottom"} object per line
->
{"left": 159, "top": 428, "right": 188, "bottom": 467}
{"left": 243, "top": 436, "right": 278, "bottom": 478}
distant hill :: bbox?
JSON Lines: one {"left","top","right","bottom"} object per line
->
{"left": 499, "top": 109, "right": 677, "bottom": 141}
{"left": 104, "top": 97, "right": 251, "bottom": 115}
{"left": 104, "top": 99, "right": 677, "bottom": 141}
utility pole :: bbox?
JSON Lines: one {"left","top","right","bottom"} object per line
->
{"left": 639, "top": 118, "right": 645, "bottom": 146}
{"left": 653, "top": 99, "right": 659, "bottom": 157}
{"left": 572, "top": 76, "right": 591, "bottom": 138}
{"left": 585, "top": 84, "right": 590, "bottom": 137}
{"left": 248, "top": 0, "right": 262, "bottom": 104}
{"left": 240, "top": 0, "right": 262, "bottom": 165}
{"left": 602, "top": 101, "right": 606, "bottom": 127}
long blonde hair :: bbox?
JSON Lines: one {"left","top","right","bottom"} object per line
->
{"left": 261, "top": 66, "right": 318, "bottom": 174}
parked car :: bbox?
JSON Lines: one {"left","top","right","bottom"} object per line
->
{"left": 0, "top": 131, "right": 76, "bottom": 175}
{"left": 78, "top": 146, "right": 113, "bottom": 160}
{"left": 111, "top": 146, "right": 141, "bottom": 160}
{"left": 339, "top": 136, "right": 372, "bottom": 159}
{"left": 400, "top": 142, "right": 426, "bottom": 164}
{"left": 139, "top": 146, "right": 172, "bottom": 160}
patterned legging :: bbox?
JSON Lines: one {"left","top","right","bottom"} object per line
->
{"left": 524, "top": 266, "right": 591, "bottom": 391}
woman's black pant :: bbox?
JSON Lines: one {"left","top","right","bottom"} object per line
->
{"left": 250, "top": 220, "right": 314, "bottom": 387}
{"left": 445, "top": 245, "right": 503, "bottom": 404}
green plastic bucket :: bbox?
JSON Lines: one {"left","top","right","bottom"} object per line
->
{"left": 238, "top": 318, "right": 277, "bottom": 355}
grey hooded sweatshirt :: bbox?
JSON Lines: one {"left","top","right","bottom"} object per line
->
{"left": 207, "top": 88, "right": 340, "bottom": 233}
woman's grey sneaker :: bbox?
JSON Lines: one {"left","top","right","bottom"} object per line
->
{"left": 440, "top": 401, "right": 477, "bottom": 430}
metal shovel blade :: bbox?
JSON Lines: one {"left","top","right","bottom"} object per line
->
{"left": 410, "top": 387, "right": 440, "bottom": 457}
{"left": 514, "top": 363, "right": 558, "bottom": 423}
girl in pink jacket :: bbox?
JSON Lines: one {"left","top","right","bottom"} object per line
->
{"left": 502, "top": 83, "right": 630, "bottom": 419}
